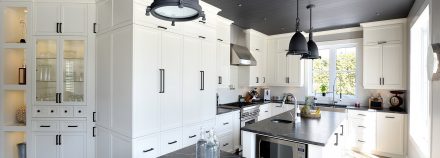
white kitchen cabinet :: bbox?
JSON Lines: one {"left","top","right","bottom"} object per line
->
{"left": 59, "top": 133, "right": 87, "bottom": 158}
{"left": 133, "top": 133, "right": 161, "bottom": 158}
{"left": 287, "top": 55, "right": 304, "bottom": 87}
{"left": 34, "top": 3, "right": 87, "bottom": 36}
{"left": 33, "top": 132, "right": 59, "bottom": 158}
{"left": 32, "top": 128, "right": 86, "bottom": 158}
{"left": 376, "top": 113, "right": 404, "bottom": 155}
{"left": 271, "top": 103, "right": 285, "bottom": 116}
{"left": 348, "top": 110, "right": 376, "bottom": 152}
{"left": 258, "top": 104, "right": 272, "bottom": 121}
{"left": 362, "top": 20, "right": 406, "bottom": 90}
{"left": 182, "top": 33, "right": 217, "bottom": 125}
{"left": 160, "top": 128, "right": 183, "bottom": 155}
{"left": 216, "top": 17, "right": 232, "bottom": 88}
{"left": 239, "top": 29, "right": 268, "bottom": 87}
{"left": 215, "top": 111, "right": 240, "bottom": 153}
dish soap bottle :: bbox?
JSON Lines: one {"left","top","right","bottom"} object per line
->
{"left": 196, "top": 128, "right": 207, "bottom": 158}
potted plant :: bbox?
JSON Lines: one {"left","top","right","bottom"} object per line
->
{"left": 320, "top": 84, "right": 327, "bottom": 97}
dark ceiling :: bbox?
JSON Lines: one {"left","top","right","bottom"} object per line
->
{"left": 202, "top": 0, "right": 415, "bottom": 35}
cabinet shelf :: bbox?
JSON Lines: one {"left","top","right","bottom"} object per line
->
{"left": 37, "top": 80, "right": 85, "bottom": 82}
{"left": 2, "top": 43, "right": 28, "bottom": 49}
{"left": 36, "top": 58, "right": 84, "bottom": 60}
{"left": 2, "top": 125, "right": 26, "bottom": 132}
{"left": 2, "top": 85, "right": 27, "bottom": 90}
{"left": 2, "top": 131, "right": 26, "bottom": 158}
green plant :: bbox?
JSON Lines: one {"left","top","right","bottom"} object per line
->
{"left": 320, "top": 84, "right": 328, "bottom": 94}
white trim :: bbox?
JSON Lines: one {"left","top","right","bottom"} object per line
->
{"left": 360, "top": 18, "right": 407, "bottom": 27}
{"left": 267, "top": 27, "right": 362, "bottom": 39}
{"left": 217, "top": 16, "right": 233, "bottom": 25}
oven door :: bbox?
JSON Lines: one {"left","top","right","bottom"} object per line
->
{"left": 241, "top": 117, "right": 258, "bottom": 127}
{"left": 256, "top": 135, "right": 307, "bottom": 158}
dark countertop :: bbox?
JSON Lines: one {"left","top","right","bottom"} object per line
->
{"left": 346, "top": 106, "right": 408, "bottom": 114}
{"left": 241, "top": 111, "right": 347, "bottom": 146}
{"left": 217, "top": 106, "right": 240, "bottom": 115}
{"left": 158, "top": 144, "right": 243, "bottom": 158}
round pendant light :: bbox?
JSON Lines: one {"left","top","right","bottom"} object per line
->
{"left": 301, "top": 4, "right": 321, "bottom": 60}
{"left": 146, "top": 0, "right": 206, "bottom": 26}
{"left": 287, "top": 0, "right": 308, "bottom": 56}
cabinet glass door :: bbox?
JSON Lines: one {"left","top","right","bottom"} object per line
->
{"left": 62, "top": 39, "right": 85, "bottom": 104}
{"left": 36, "top": 39, "right": 58, "bottom": 103}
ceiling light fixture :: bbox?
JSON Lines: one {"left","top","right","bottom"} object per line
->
{"left": 287, "top": 0, "right": 308, "bottom": 56}
{"left": 146, "top": 0, "right": 205, "bottom": 26}
{"left": 301, "top": 4, "right": 321, "bottom": 60}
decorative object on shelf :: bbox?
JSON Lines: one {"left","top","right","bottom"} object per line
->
{"left": 320, "top": 84, "right": 327, "bottom": 97}
{"left": 18, "top": 64, "right": 26, "bottom": 85}
{"left": 17, "top": 142, "right": 26, "bottom": 158}
{"left": 146, "top": 0, "right": 206, "bottom": 26}
{"left": 287, "top": 0, "right": 308, "bottom": 56}
{"left": 369, "top": 94, "right": 383, "bottom": 110}
{"left": 431, "top": 43, "right": 440, "bottom": 81}
{"left": 16, "top": 105, "right": 26, "bottom": 124}
{"left": 389, "top": 90, "right": 405, "bottom": 112}
{"left": 301, "top": 4, "right": 321, "bottom": 60}
{"left": 19, "top": 19, "right": 26, "bottom": 43}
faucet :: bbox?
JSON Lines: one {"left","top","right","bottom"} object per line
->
{"left": 284, "top": 93, "right": 300, "bottom": 123}
{"left": 329, "top": 77, "right": 343, "bottom": 106}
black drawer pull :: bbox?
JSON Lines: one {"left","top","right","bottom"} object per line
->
{"left": 157, "top": 26, "right": 167, "bottom": 30}
{"left": 198, "top": 36, "right": 206, "bottom": 39}
{"left": 358, "top": 140, "right": 365, "bottom": 143}
{"left": 265, "top": 110, "right": 269, "bottom": 112}
{"left": 189, "top": 135, "right": 197, "bottom": 138}
{"left": 357, "top": 125, "right": 366, "bottom": 128}
{"left": 37, "top": 110, "right": 41, "bottom": 113}
{"left": 68, "top": 125, "right": 78, "bottom": 128}
{"left": 168, "top": 141, "right": 177, "bottom": 145}
{"left": 78, "top": 110, "right": 82, "bottom": 113}
{"left": 50, "top": 110, "right": 54, "bottom": 113}
{"left": 357, "top": 114, "right": 366, "bottom": 116}
{"left": 93, "top": 23, "right": 97, "bottom": 33}
{"left": 64, "top": 110, "right": 68, "bottom": 113}
{"left": 223, "top": 122, "right": 229, "bottom": 125}
{"left": 223, "top": 143, "right": 229, "bottom": 147}
{"left": 217, "top": 39, "right": 223, "bottom": 42}
{"left": 198, "top": 20, "right": 206, "bottom": 24}
{"left": 40, "top": 125, "right": 51, "bottom": 128}
{"left": 385, "top": 116, "right": 395, "bottom": 119}
{"left": 143, "top": 148, "right": 154, "bottom": 153}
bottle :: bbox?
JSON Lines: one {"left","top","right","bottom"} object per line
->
{"left": 196, "top": 128, "right": 207, "bottom": 158}
{"left": 205, "top": 129, "right": 220, "bottom": 158}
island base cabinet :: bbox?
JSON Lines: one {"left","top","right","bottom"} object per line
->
{"left": 376, "top": 113, "right": 405, "bottom": 156}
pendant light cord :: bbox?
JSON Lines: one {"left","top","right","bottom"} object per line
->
{"left": 309, "top": 5, "right": 313, "bottom": 41}
{"left": 296, "top": 0, "right": 300, "bottom": 32}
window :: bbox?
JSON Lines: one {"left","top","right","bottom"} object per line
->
{"left": 312, "top": 43, "right": 358, "bottom": 98}
{"left": 409, "top": 5, "right": 430, "bottom": 155}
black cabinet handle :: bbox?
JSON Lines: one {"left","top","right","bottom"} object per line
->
{"left": 223, "top": 143, "right": 229, "bottom": 147}
{"left": 265, "top": 110, "right": 269, "bottom": 112}
{"left": 189, "top": 135, "right": 197, "bottom": 138}
{"left": 286, "top": 77, "right": 290, "bottom": 83}
{"left": 143, "top": 148, "right": 154, "bottom": 153}
{"left": 357, "top": 114, "right": 366, "bottom": 116}
{"left": 168, "top": 141, "right": 177, "bottom": 145}
{"left": 56, "top": 135, "right": 59, "bottom": 145}
{"left": 159, "top": 69, "right": 165, "bottom": 93}
{"left": 37, "top": 110, "right": 41, "bottom": 113}
{"left": 357, "top": 125, "right": 366, "bottom": 128}
{"left": 223, "top": 122, "right": 229, "bottom": 125}
{"left": 198, "top": 36, "right": 206, "bottom": 39}
{"left": 93, "top": 127, "right": 96, "bottom": 137}
{"left": 93, "top": 112, "right": 96, "bottom": 122}
{"left": 256, "top": 77, "right": 259, "bottom": 83}
{"left": 218, "top": 76, "right": 222, "bottom": 84}
{"left": 358, "top": 140, "right": 365, "bottom": 143}
{"left": 263, "top": 77, "right": 266, "bottom": 83}
{"left": 59, "top": 23, "right": 62, "bottom": 33}
{"left": 40, "top": 125, "right": 51, "bottom": 128}
{"left": 340, "top": 125, "right": 344, "bottom": 136}
{"left": 93, "top": 23, "right": 97, "bottom": 33}
{"left": 217, "top": 39, "right": 223, "bottom": 42}
{"left": 67, "top": 125, "right": 78, "bottom": 128}
{"left": 256, "top": 49, "right": 260, "bottom": 51}
{"left": 198, "top": 20, "right": 206, "bottom": 24}
{"left": 56, "top": 23, "right": 59, "bottom": 33}
{"left": 382, "top": 78, "right": 385, "bottom": 85}
{"left": 385, "top": 116, "right": 395, "bottom": 119}
{"left": 334, "top": 133, "right": 338, "bottom": 146}
{"left": 157, "top": 26, "right": 168, "bottom": 30}
{"left": 64, "top": 110, "right": 68, "bottom": 113}
{"left": 56, "top": 93, "right": 59, "bottom": 103}
{"left": 200, "top": 71, "right": 205, "bottom": 90}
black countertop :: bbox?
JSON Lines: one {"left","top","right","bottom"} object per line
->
{"left": 346, "top": 106, "right": 407, "bottom": 114}
{"left": 217, "top": 106, "right": 240, "bottom": 115}
{"left": 158, "top": 144, "right": 243, "bottom": 158}
{"left": 241, "top": 111, "right": 347, "bottom": 146}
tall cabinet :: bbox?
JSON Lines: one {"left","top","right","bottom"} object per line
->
{"left": 216, "top": 17, "right": 233, "bottom": 88}
{"left": 361, "top": 19, "right": 407, "bottom": 90}
{"left": 239, "top": 29, "right": 268, "bottom": 87}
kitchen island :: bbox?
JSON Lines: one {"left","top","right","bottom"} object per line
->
{"left": 241, "top": 110, "right": 347, "bottom": 158}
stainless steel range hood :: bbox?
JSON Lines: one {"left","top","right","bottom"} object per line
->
{"left": 230, "top": 44, "right": 257, "bottom": 66}
{"left": 230, "top": 24, "right": 257, "bottom": 66}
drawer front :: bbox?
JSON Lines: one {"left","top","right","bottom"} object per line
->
{"left": 348, "top": 110, "right": 375, "bottom": 120}
{"left": 215, "top": 113, "right": 233, "bottom": 133}
{"left": 183, "top": 22, "right": 216, "bottom": 41}
{"left": 33, "top": 106, "right": 59, "bottom": 117}
{"left": 74, "top": 106, "right": 87, "bottom": 118}
{"left": 219, "top": 133, "right": 233, "bottom": 153}
{"left": 160, "top": 128, "right": 182, "bottom": 155}
{"left": 59, "top": 107, "right": 74, "bottom": 117}
{"left": 33, "top": 120, "right": 59, "bottom": 131}
{"left": 182, "top": 123, "right": 203, "bottom": 147}
{"left": 133, "top": 133, "right": 161, "bottom": 158}
{"left": 202, "top": 119, "right": 216, "bottom": 134}
{"left": 60, "top": 121, "right": 86, "bottom": 132}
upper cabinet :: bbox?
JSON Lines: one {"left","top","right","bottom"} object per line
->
{"left": 361, "top": 19, "right": 407, "bottom": 90}
{"left": 239, "top": 29, "right": 268, "bottom": 87}
{"left": 216, "top": 17, "right": 233, "bottom": 88}
{"left": 266, "top": 38, "right": 304, "bottom": 87}
{"left": 34, "top": 3, "right": 88, "bottom": 36}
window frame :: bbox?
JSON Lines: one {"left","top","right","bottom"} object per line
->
{"left": 307, "top": 39, "right": 362, "bottom": 102}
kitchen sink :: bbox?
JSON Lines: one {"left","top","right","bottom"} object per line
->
{"left": 271, "top": 119, "right": 293, "bottom": 124}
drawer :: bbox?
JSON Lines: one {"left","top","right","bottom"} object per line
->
{"left": 133, "top": 133, "right": 161, "bottom": 158}
{"left": 183, "top": 22, "right": 216, "bottom": 41}
{"left": 348, "top": 110, "right": 375, "bottom": 120}
{"left": 160, "top": 128, "right": 182, "bottom": 155}
{"left": 33, "top": 106, "right": 59, "bottom": 117}
{"left": 59, "top": 107, "right": 74, "bottom": 117}
{"left": 219, "top": 133, "right": 233, "bottom": 153}
{"left": 74, "top": 106, "right": 87, "bottom": 117}
{"left": 33, "top": 120, "right": 59, "bottom": 131}
{"left": 215, "top": 113, "right": 233, "bottom": 134}
{"left": 60, "top": 121, "right": 86, "bottom": 132}
{"left": 202, "top": 119, "right": 216, "bottom": 134}
{"left": 182, "top": 123, "right": 203, "bottom": 147}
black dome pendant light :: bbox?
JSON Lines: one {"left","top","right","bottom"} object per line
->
{"left": 287, "top": 0, "right": 308, "bottom": 56}
{"left": 301, "top": 4, "right": 321, "bottom": 60}
{"left": 146, "top": 0, "right": 206, "bottom": 26}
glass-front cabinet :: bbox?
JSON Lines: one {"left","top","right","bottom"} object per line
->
{"left": 35, "top": 37, "right": 86, "bottom": 105}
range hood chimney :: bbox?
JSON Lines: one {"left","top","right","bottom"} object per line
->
{"left": 230, "top": 24, "right": 257, "bottom": 66}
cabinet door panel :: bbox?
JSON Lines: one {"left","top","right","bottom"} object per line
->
{"left": 96, "top": 34, "right": 112, "bottom": 127}
{"left": 33, "top": 133, "right": 58, "bottom": 158}
{"left": 182, "top": 37, "right": 202, "bottom": 125}
{"left": 363, "top": 24, "right": 403, "bottom": 45}
{"left": 34, "top": 3, "right": 60, "bottom": 35}
{"left": 60, "top": 4, "right": 87, "bottom": 35}
{"left": 363, "top": 45, "right": 383, "bottom": 88}
{"left": 382, "top": 43, "right": 404, "bottom": 88}
{"left": 36, "top": 38, "right": 59, "bottom": 104}
{"left": 275, "top": 53, "right": 287, "bottom": 85}
{"left": 216, "top": 42, "right": 230, "bottom": 87}
{"left": 61, "top": 38, "right": 86, "bottom": 105}
{"left": 59, "top": 133, "right": 86, "bottom": 158}
{"left": 201, "top": 40, "right": 217, "bottom": 121}
{"left": 160, "top": 31, "right": 184, "bottom": 131}
{"left": 287, "top": 55, "right": 303, "bottom": 86}
{"left": 132, "top": 26, "right": 161, "bottom": 137}
{"left": 377, "top": 113, "right": 404, "bottom": 155}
